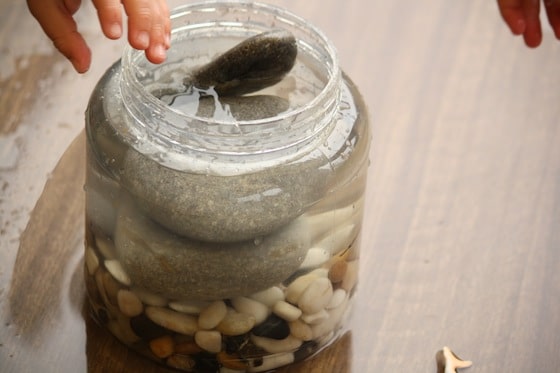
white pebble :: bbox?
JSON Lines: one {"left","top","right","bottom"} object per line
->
{"left": 231, "top": 297, "right": 269, "bottom": 324}
{"left": 85, "top": 246, "right": 99, "bottom": 275}
{"left": 145, "top": 306, "right": 198, "bottom": 335}
{"left": 104, "top": 259, "right": 131, "bottom": 286}
{"left": 132, "top": 287, "right": 168, "bottom": 307}
{"left": 117, "top": 289, "right": 143, "bottom": 317}
{"left": 299, "top": 248, "right": 331, "bottom": 269}
{"left": 301, "top": 309, "right": 329, "bottom": 325}
{"left": 248, "top": 352, "right": 294, "bottom": 372}
{"left": 311, "top": 297, "right": 349, "bottom": 339}
{"left": 285, "top": 274, "right": 317, "bottom": 304}
{"left": 272, "top": 301, "right": 302, "bottom": 322}
{"left": 169, "top": 300, "right": 211, "bottom": 315}
{"left": 289, "top": 320, "right": 313, "bottom": 341}
{"left": 327, "top": 288, "right": 347, "bottom": 310}
{"left": 249, "top": 286, "right": 284, "bottom": 307}
{"left": 250, "top": 334, "right": 302, "bottom": 354}
{"left": 217, "top": 309, "right": 256, "bottom": 336}
{"left": 315, "top": 223, "right": 356, "bottom": 254}
{"left": 297, "top": 277, "right": 333, "bottom": 314}
{"left": 198, "top": 301, "right": 227, "bottom": 330}
{"left": 195, "top": 330, "right": 222, "bottom": 353}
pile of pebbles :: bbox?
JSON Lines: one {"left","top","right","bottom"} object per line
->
{"left": 85, "top": 211, "right": 359, "bottom": 372}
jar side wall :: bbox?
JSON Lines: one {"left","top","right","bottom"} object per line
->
{"left": 84, "top": 2, "right": 371, "bottom": 371}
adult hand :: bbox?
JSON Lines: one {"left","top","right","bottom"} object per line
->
{"left": 497, "top": 0, "right": 560, "bottom": 47}
{"left": 27, "top": 0, "right": 170, "bottom": 73}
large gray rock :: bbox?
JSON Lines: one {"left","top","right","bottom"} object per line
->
{"left": 113, "top": 201, "right": 310, "bottom": 301}
{"left": 121, "top": 149, "right": 328, "bottom": 242}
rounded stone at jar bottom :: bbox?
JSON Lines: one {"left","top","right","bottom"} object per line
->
{"left": 84, "top": 221, "right": 360, "bottom": 372}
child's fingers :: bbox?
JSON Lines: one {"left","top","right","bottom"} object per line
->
{"left": 26, "top": 0, "right": 91, "bottom": 72}
{"left": 122, "top": 0, "right": 170, "bottom": 63}
{"left": 522, "top": 0, "right": 542, "bottom": 47}
{"left": 122, "top": 0, "right": 155, "bottom": 50}
{"left": 544, "top": 0, "right": 560, "bottom": 39}
{"left": 497, "top": 0, "right": 527, "bottom": 35}
{"left": 145, "top": 0, "right": 170, "bottom": 63}
{"left": 92, "top": 0, "right": 123, "bottom": 39}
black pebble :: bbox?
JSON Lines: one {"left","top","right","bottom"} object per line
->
{"left": 251, "top": 314, "right": 290, "bottom": 340}
{"left": 129, "top": 314, "right": 169, "bottom": 340}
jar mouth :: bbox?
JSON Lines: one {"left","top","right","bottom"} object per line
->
{"left": 120, "top": 1, "right": 341, "bottom": 157}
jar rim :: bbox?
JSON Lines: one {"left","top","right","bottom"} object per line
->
{"left": 120, "top": 0, "right": 341, "bottom": 157}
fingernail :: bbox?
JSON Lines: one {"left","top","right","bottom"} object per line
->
{"left": 108, "top": 23, "right": 122, "bottom": 39}
{"left": 154, "top": 44, "right": 166, "bottom": 60}
{"left": 137, "top": 31, "right": 150, "bottom": 49}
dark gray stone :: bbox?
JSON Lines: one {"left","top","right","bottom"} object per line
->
{"left": 187, "top": 30, "right": 297, "bottom": 96}
{"left": 113, "top": 201, "right": 310, "bottom": 301}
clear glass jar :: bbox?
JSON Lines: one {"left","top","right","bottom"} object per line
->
{"left": 84, "top": 1, "right": 370, "bottom": 372}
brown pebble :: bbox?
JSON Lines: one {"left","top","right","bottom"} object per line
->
{"left": 175, "top": 341, "right": 203, "bottom": 355}
{"left": 328, "top": 258, "right": 348, "bottom": 284}
{"left": 217, "top": 351, "right": 249, "bottom": 370}
{"left": 149, "top": 335, "right": 175, "bottom": 358}
{"left": 167, "top": 354, "right": 196, "bottom": 370}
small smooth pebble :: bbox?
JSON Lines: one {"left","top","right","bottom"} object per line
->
{"left": 250, "top": 334, "right": 302, "bottom": 354}
{"left": 104, "top": 259, "right": 131, "bottom": 286}
{"left": 85, "top": 246, "right": 99, "bottom": 275}
{"left": 301, "top": 309, "right": 329, "bottom": 325}
{"left": 251, "top": 314, "right": 290, "bottom": 340}
{"left": 195, "top": 330, "right": 222, "bottom": 353}
{"left": 249, "top": 286, "right": 285, "bottom": 307}
{"left": 311, "top": 297, "right": 349, "bottom": 339}
{"left": 299, "top": 248, "right": 331, "bottom": 269}
{"left": 198, "top": 301, "right": 228, "bottom": 329}
{"left": 107, "top": 315, "right": 141, "bottom": 344}
{"left": 169, "top": 300, "right": 211, "bottom": 315}
{"left": 217, "top": 310, "right": 256, "bottom": 336}
{"left": 129, "top": 314, "right": 169, "bottom": 339}
{"left": 145, "top": 306, "right": 198, "bottom": 336}
{"left": 248, "top": 352, "right": 295, "bottom": 372}
{"left": 297, "top": 277, "right": 333, "bottom": 314}
{"left": 285, "top": 273, "right": 318, "bottom": 304}
{"left": 175, "top": 341, "right": 203, "bottom": 355}
{"left": 132, "top": 287, "right": 168, "bottom": 307}
{"left": 217, "top": 351, "right": 249, "bottom": 370}
{"left": 327, "top": 288, "right": 347, "bottom": 310}
{"left": 328, "top": 257, "right": 348, "bottom": 283}
{"left": 288, "top": 320, "right": 313, "bottom": 341}
{"left": 231, "top": 297, "right": 269, "bottom": 324}
{"left": 149, "top": 335, "right": 175, "bottom": 358}
{"left": 167, "top": 354, "right": 196, "bottom": 370}
{"left": 272, "top": 300, "right": 302, "bottom": 322}
{"left": 341, "top": 260, "right": 359, "bottom": 293}
{"left": 117, "top": 289, "right": 143, "bottom": 317}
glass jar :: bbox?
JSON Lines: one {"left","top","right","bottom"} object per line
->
{"left": 84, "top": 1, "right": 370, "bottom": 372}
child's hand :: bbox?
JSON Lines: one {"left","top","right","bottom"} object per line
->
{"left": 497, "top": 0, "right": 560, "bottom": 47}
{"left": 27, "top": 0, "right": 170, "bottom": 73}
